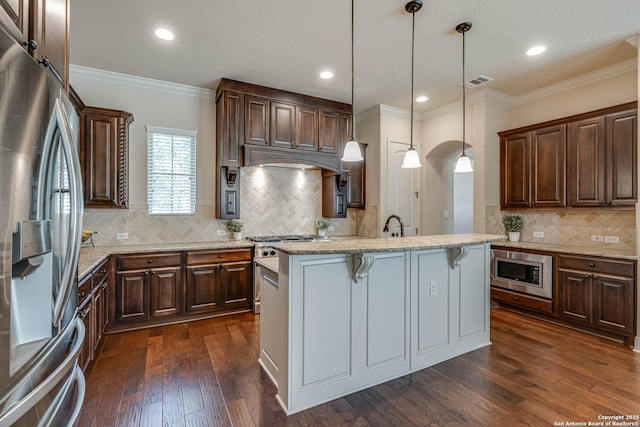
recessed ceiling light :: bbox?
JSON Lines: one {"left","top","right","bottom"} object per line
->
{"left": 416, "top": 95, "right": 428, "bottom": 103}
{"left": 319, "top": 71, "right": 334, "bottom": 79}
{"left": 526, "top": 45, "right": 546, "bottom": 56}
{"left": 154, "top": 28, "right": 175, "bottom": 41}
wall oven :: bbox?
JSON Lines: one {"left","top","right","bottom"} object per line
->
{"left": 491, "top": 249, "right": 553, "bottom": 299}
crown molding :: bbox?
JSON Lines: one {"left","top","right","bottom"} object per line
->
{"left": 511, "top": 58, "right": 638, "bottom": 106}
{"left": 379, "top": 104, "right": 412, "bottom": 120}
{"left": 69, "top": 65, "right": 216, "bottom": 99}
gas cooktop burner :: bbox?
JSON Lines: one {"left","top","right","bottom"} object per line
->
{"left": 247, "top": 234, "right": 317, "bottom": 243}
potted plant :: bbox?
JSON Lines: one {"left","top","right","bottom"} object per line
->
{"left": 314, "top": 217, "right": 331, "bottom": 237}
{"left": 503, "top": 214, "right": 523, "bottom": 242}
{"left": 227, "top": 219, "right": 245, "bottom": 241}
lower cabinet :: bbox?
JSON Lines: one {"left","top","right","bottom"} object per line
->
{"left": 115, "top": 253, "right": 182, "bottom": 323}
{"left": 185, "top": 249, "right": 252, "bottom": 314}
{"left": 78, "top": 290, "right": 93, "bottom": 372}
{"left": 558, "top": 254, "right": 635, "bottom": 336}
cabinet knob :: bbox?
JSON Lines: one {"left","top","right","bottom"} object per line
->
{"left": 148, "top": 259, "right": 153, "bottom": 263}
{"left": 606, "top": 201, "right": 612, "bottom": 205}
{"left": 219, "top": 254, "right": 223, "bottom": 258}
{"left": 598, "top": 201, "right": 604, "bottom": 205}
{"left": 100, "top": 269, "right": 106, "bottom": 273}
{"left": 593, "top": 275, "right": 599, "bottom": 280}
{"left": 24, "top": 40, "right": 37, "bottom": 51}
{"left": 514, "top": 296, "right": 519, "bottom": 301}
{"left": 589, "top": 262, "right": 595, "bottom": 267}
{"left": 79, "top": 292, "right": 86, "bottom": 298}
{"left": 102, "top": 283, "right": 107, "bottom": 289}
{"left": 38, "top": 56, "right": 50, "bottom": 68}
{"left": 585, "top": 274, "right": 591, "bottom": 278}
{"left": 145, "top": 271, "right": 149, "bottom": 275}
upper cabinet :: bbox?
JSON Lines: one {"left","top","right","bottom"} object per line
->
{"left": 79, "top": 106, "right": 134, "bottom": 208}
{"left": 0, "top": 0, "right": 69, "bottom": 88}
{"left": 500, "top": 102, "right": 637, "bottom": 210}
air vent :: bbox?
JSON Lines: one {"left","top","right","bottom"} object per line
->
{"left": 465, "top": 75, "right": 493, "bottom": 88}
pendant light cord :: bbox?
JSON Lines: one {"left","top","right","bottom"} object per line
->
{"left": 350, "top": 0, "right": 355, "bottom": 141}
{"left": 409, "top": 9, "right": 415, "bottom": 150}
{"left": 462, "top": 27, "right": 466, "bottom": 156}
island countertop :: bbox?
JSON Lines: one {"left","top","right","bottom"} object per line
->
{"left": 273, "top": 233, "right": 506, "bottom": 255}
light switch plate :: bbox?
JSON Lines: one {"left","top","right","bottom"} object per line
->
{"left": 116, "top": 232, "right": 128, "bottom": 240}
{"left": 216, "top": 230, "right": 227, "bottom": 236}
{"left": 430, "top": 281, "right": 437, "bottom": 296}
{"left": 533, "top": 231, "right": 544, "bottom": 238}
{"left": 604, "top": 235, "right": 619, "bottom": 243}
{"left": 328, "top": 226, "right": 335, "bottom": 232}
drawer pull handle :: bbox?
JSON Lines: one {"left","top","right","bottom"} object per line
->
{"left": 79, "top": 292, "right": 86, "bottom": 298}
{"left": 589, "top": 262, "right": 595, "bottom": 267}
{"left": 513, "top": 296, "right": 519, "bottom": 301}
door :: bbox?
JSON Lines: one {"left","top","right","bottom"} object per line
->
{"left": 245, "top": 95, "right": 269, "bottom": 145}
{"left": 270, "top": 101, "right": 295, "bottom": 148}
{"left": 0, "top": 0, "right": 28, "bottom": 43}
{"left": 387, "top": 140, "right": 420, "bottom": 236}
{"left": 500, "top": 132, "right": 530, "bottom": 208}
{"left": 220, "top": 261, "right": 251, "bottom": 308}
{"left": 593, "top": 274, "right": 634, "bottom": 334}
{"left": 319, "top": 110, "right": 340, "bottom": 153}
{"left": 531, "top": 125, "right": 566, "bottom": 207}
{"left": 116, "top": 270, "right": 149, "bottom": 322}
{"left": 568, "top": 117, "right": 605, "bottom": 207}
{"left": 31, "top": 0, "right": 69, "bottom": 87}
{"left": 186, "top": 265, "right": 220, "bottom": 312}
{"left": 150, "top": 266, "right": 182, "bottom": 317}
{"left": 295, "top": 106, "right": 319, "bottom": 150}
{"left": 606, "top": 110, "right": 637, "bottom": 206}
{"left": 558, "top": 269, "right": 592, "bottom": 324}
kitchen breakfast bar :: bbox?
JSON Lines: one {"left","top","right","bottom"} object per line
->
{"left": 260, "top": 233, "right": 505, "bottom": 414}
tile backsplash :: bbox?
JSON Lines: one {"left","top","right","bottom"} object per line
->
{"left": 83, "top": 166, "right": 356, "bottom": 246}
{"left": 486, "top": 205, "right": 636, "bottom": 250}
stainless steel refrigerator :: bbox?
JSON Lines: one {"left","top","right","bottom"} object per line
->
{"left": 0, "top": 24, "right": 85, "bottom": 426}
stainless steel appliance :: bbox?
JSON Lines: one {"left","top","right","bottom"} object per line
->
{"left": 0, "top": 26, "right": 85, "bottom": 426}
{"left": 247, "top": 235, "right": 317, "bottom": 313}
{"left": 491, "top": 249, "right": 553, "bottom": 299}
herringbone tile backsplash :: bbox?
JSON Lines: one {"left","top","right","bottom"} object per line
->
{"left": 486, "top": 205, "right": 636, "bottom": 250}
{"left": 83, "top": 166, "right": 356, "bottom": 246}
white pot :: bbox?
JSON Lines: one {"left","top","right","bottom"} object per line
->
{"left": 232, "top": 231, "right": 242, "bottom": 241}
{"left": 317, "top": 229, "right": 326, "bottom": 237}
{"left": 508, "top": 231, "right": 520, "bottom": 242}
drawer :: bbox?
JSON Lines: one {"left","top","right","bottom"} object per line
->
{"left": 557, "top": 255, "right": 635, "bottom": 278}
{"left": 491, "top": 287, "right": 553, "bottom": 314}
{"left": 186, "top": 249, "right": 252, "bottom": 265}
{"left": 92, "top": 259, "right": 110, "bottom": 287}
{"left": 117, "top": 253, "right": 182, "bottom": 270}
{"left": 78, "top": 274, "right": 92, "bottom": 306}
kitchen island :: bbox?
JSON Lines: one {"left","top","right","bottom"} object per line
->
{"left": 261, "top": 233, "right": 505, "bottom": 414}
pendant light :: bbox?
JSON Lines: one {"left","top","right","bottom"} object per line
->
{"left": 341, "top": 0, "right": 364, "bottom": 162}
{"left": 401, "top": 0, "right": 422, "bottom": 169}
{"left": 454, "top": 22, "right": 473, "bottom": 173}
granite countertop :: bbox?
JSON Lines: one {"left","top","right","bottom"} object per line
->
{"left": 78, "top": 240, "right": 255, "bottom": 278}
{"left": 491, "top": 240, "right": 637, "bottom": 260}
{"left": 273, "top": 233, "right": 506, "bottom": 255}
{"left": 256, "top": 257, "right": 279, "bottom": 273}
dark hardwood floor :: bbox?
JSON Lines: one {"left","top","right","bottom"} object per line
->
{"left": 79, "top": 308, "right": 640, "bottom": 426}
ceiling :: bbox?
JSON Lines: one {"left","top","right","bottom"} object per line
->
{"left": 69, "top": 0, "right": 640, "bottom": 114}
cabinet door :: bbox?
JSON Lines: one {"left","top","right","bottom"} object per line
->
{"left": 92, "top": 287, "right": 102, "bottom": 353}
{"left": 531, "top": 125, "right": 566, "bottom": 207}
{"left": 244, "top": 95, "right": 269, "bottom": 146}
{"left": 319, "top": 110, "right": 340, "bottom": 153}
{"left": 186, "top": 265, "right": 220, "bottom": 312}
{"left": 30, "top": 0, "right": 69, "bottom": 87}
{"left": 568, "top": 117, "right": 605, "bottom": 207}
{"left": 217, "top": 91, "right": 243, "bottom": 166}
{"left": 150, "top": 266, "right": 182, "bottom": 317}
{"left": 346, "top": 143, "right": 366, "bottom": 208}
{"left": 99, "top": 280, "right": 108, "bottom": 335}
{"left": 295, "top": 106, "right": 318, "bottom": 150}
{"left": 558, "top": 269, "right": 592, "bottom": 324}
{"left": 593, "top": 274, "right": 634, "bottom": 335}
{"left": 606, "top": 110, "right": 637, "bottom": 206}
{"left": 78, "top": 300, "right": 92, "bottom": 371}
{"left": 270, "top": 101, "right": 295, "bottom": 148}
{"left": 116, "top": 270, "right": 149, "bottom": 322}
{"left": 500, "top": 132, "right": 530, "bottom": 208}
{"left": 0, "top": 0, "right": 28, "bottom": 44}
{"left": 219, "top": 261, "right": 251, "bottom": 308}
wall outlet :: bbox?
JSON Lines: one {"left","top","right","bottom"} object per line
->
{"left": 591, "top": 235, "right": 604, "bottom": 242}
{"left": 604, "top": 235, "right": 619, "bottom": 244}
{"left": 533, "top": 231, "right": 544, "bottom": 238}
{"left": 430, "top": 281, "right": 437, "bottom": 296}
{"left": 443, "top": 210, "right": 449, "bottom": 219}
{"left": 116, "top": 232, "right": 128, "bottom": 240}
{"left": 216, "top": 229, "right": 227, "bottom": 236}
{"left": 328, "top": 226, "right": 335, "bottom": 232}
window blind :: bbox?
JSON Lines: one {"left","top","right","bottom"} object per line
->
{"left": 146, "top": 126, "right": 197, "bottom": 215}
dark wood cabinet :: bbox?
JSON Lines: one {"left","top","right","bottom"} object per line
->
{"left": 0, "top": 0, "right": 29, "bottom": 44}
{"left": 345, "top": 143, "right": 366, "bottom": 209}
{"left": 319, "top": 110, "right": 350, "bottom": 155}
{"left": 322, "top": 171, "right": 348, "bottom": 218}
{"left": 115, "top": 253, "right": 182, "bottom": 324}
{"left": 568, "top": 107, "right": 637, "bottom": 207}
{"left": 185, "top": 249, "right": 252, "bottom": 314}
{"left": 78, "top": 297, "right": 92, "bottom": 372}
{"left": 217, "top": 90, "right": 243, "bottom": 166}
{"left": 500, "top": 125, "right": 565, "bottom": 208}
{"left": 501, "top": 102, "right": 636, "bottom": 210}
{"left": 29, "top": 0, "right": 69, "bottom": 87}
{"left": 295, "top": 106, "right": 319, "bottom": 150}
{"left": 557, "top": 254, "right": 635, "bottom": 339}
{"left": 270, "top": 101, "right": 295, "bottom": 148}
{"left": 80, "top": 106, "right": 133, "bottom": 208}
{"left": 244, "top": 95, "right": 269, "bottom": 146}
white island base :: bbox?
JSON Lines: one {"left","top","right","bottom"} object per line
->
{"left": 259, "top": 237, "right": 498, "bottom": 415}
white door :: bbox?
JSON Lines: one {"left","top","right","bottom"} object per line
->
{"left": 387, "top": 140, "right": 420, "bottom": 236}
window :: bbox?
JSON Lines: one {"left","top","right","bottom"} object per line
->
{"left": 146, "top": 126, "right": 197, "bottom": 215}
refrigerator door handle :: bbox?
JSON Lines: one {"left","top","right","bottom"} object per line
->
{"left": 41, "top": 98, "right": 84, "bottom": 329}
{"left": 37, "top": 364, "right": 85, "bottom": 427}
{"left": 0, "top": 318, "right": 85, "bottom": 426}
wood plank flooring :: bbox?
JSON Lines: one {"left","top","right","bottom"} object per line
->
{"left": 79, "top": 308, "right": 640, "bottom": 426}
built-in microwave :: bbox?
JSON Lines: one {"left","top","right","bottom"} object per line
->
{"left": 490, "top": 249, "right": 553, "bottom": 299}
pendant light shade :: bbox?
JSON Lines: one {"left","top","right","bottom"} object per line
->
{"left": 341, "top": 0, "right": 363, "bottom": 162}
{"left": 454, "top": 22, "right": 473, "bottom": 173}
{"left": 401, "top": 0, "right": 422, "bottom": 169}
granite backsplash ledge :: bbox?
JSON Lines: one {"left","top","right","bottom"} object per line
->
{"left": 486, "top": 205, "right": 636, "bottom": 251}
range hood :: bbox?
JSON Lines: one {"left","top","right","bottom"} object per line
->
{"left": 243, "top": 145, "right": 344, "bottom": 173}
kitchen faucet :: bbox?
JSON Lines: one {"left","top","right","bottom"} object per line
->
{"left": 383, "top": 214, "right": 405, "bottom": 237}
